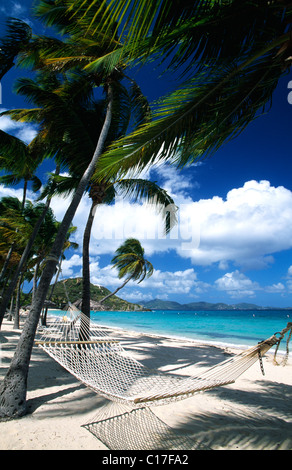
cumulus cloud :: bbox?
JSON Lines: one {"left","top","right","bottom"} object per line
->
{"left": 0, "top": 109, "right": 38, "bottom": 144}
{"left": 2, "top": 167, "right": 292, "bottom": 302}
{"left": 0, "top": 183, "right": 37, "bottom": 202}
{"left": 178, "top": 180, "right": 292, "bottom": 269}
{"left": 265, "top": 283, "right": 285, "bottom": 294}
{"left": 215, "top": 270, "right": 260, "bottom": 298}
{"left": 215, "top": 270, "right": 289, "bottom": 299}
{"left": 47, "top": 179, "right": 292, "bottom": 277}
{"left": 57, "top": 252, "right": 209, "bottom": 301}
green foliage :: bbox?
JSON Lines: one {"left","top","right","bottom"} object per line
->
{"left": 111, "top": 238, "right": 154, "bottom": 283}
{"left": 46, "top": 277, "right": 141, "bottom": 310}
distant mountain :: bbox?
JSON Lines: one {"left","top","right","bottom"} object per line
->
{"left": 139, "top": 298, "right": 292, "bottom": 311}
{"left": 139, "top": 299, "right": 183, "bottom": 310}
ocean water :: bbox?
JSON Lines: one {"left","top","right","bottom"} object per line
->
{"left": 48, "top": 308, "right": 292, "bottom": 351}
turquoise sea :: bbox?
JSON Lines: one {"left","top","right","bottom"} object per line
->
{"left": 48, "top": 308, "right": 292, "bottom": 352}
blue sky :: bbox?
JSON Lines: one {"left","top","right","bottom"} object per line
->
{"left": 1, "top": 1, "right": 292, "bottom": 307}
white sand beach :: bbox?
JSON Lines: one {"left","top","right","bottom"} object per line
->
{"left": 0, "top": 318, "right": 291, "bottom": 451}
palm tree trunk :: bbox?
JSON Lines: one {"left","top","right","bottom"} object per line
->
{"left": 13, "top": 274, "right": 23, "bottom": 330}
{"left": 21, "top": 180, "right": 28, "bottom": 211}
{"left": 7, "top": 295, "right": 14, "bottom": 322}
{"left": 41, "top": 258, "right": 63, "bottom": 326}
{"left": 32, "top": 261, "right": 40, "bottom": 304}
{"left": 99, "top": 276, "right": 132, "bottom": 305}
{"left": 0, "top": 245, "right": 15, "bottom": 287}
{"left": 81, "top": 200, "right": 97, "bottom": 319}
{"left": 0, "top": 85, "right": 113, "bottom": 418}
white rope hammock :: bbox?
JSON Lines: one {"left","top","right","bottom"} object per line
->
{"left": 35, "top": 304, "right": 292, "bottom": 408}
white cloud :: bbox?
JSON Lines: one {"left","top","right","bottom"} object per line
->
{"left": 152, "top": 163, "right": 200, "bottom": 199}
{"left": 265, "top": 283, "right": 285, "bottom": 294}
{"left": 59, "top": 252, "right": 208, "bottom": 301}
{"left": 121, "top": 290, "right": 155, "bottom": 302}
{"left": 215, "top": 270, "right": 288, "bottom": 299}
{"left": 0, "top": 183, "right": 36, "bottom": 202}
{"left": 0, "top": 109, "right": 38, "bottom": 144}
{"left": 215, "top": 270, "right": 260, "bottom": 298}
{"left": 46, "top": 179, "right": 292, "bottom": 276}
{"left": 3, "top": 171, "right": 292, "bottom": 276}
{"left": 178, "top": 180, "right": 292, "bottom": 269}
{"left": 60, "top": 254, "right": 82, "bottom": 278}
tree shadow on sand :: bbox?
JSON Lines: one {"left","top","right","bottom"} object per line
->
{"left": 2, "top": 323, "right": 291, "bottom": 449}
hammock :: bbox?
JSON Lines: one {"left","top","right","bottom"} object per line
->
{"left": 35, "top": 304, "right": 292, "bottom": 407}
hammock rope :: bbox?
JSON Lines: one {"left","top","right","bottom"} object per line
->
{"left": 35, "top": 305, "right": 292, "bottom": 408}
{"left": 273, "top": 322, "right": 292, "bottom": 366}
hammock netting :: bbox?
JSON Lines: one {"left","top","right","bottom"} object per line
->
{"left": 35, "top": 305, "right": 292, "bottom": 449}
{"left": 36, "top": 305, "right": 291, "bottom": 406}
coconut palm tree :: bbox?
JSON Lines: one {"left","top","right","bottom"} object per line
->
{"left": 11, "top": 202, "right": 59, "bottom": 329}
{"left": 0, "top": 130, "right": 44, "bottom": 279}
{"left": 99, "top": 238, "right": 153, "bottom": 305}
{"left": 0, "top": 198, "right": 56, "bottom": 328}
{"left": 10, "top": 21, "right": 166, "bottom": 322}
{"left": 0, "top": 0, "right": 111, "bottom": 417}
{"left": 0, "top": 197, "right": 28, "bottom": 287}
{"left": 0, "top": 77, "right": 114, "bottom": 419}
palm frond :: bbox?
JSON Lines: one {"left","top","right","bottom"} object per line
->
{"left": 0, "top": 173, "right": 22, "bottom": 187}
{"left": 39, "top": 173, "right": 81, "bottom": 200}
{"left": 0, "top": 108, "right": 43, "bottom": 124}
{"left": 115, "top": 178, "right": 177, "bottom": 233}
{"left": 0, "top": 130, "right": 28, "bottom": 161}
{"left": 0, "top": 18, "right": 32, "bottom": 79}
{"left": 96, "top": 40, "right": 289, "bottom": 180}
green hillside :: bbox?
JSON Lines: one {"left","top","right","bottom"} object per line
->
{"left": 47, "top": 277, "right": 142, "bottom": 311}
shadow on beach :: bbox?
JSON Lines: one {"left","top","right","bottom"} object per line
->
{"left": 1, "top": 321, "right": 291, "bottom": 450}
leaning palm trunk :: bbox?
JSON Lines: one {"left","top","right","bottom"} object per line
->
{"left": 81, "top": 185, "right": 107, "bottom": 322}
{"left": 80, "top": 200, "right": 96, "bottom": 338}
{"left": 41, "top": 258, "right": 63, "bottom": 327}
{"left": 0, "top": 86, "right": 113, "bottom": 418}
{"left": 13, "top": 274, "right": 23, "bottom": 330}
{"left": 99, "top": 276, "right": 132, "bottom": 305}
{"left": 0, "top": 244, "right": 15, "bottom": 287}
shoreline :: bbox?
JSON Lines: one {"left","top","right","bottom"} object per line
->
{"left": 46, "top": 309, "right": 289, "bottom": 354}
{"left": 0, "top": 318, "right": 291, "bottom": 450}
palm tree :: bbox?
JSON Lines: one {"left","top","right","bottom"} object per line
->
{"left": 11, "top": 202, "right": 58, "bottom": 329}
{"left": 12, "top": 17, "right": 164, "bottom": 323}
{"left": 99, "top": 238, "right": 153, "bottom": 305}
{"left": 0, "top": 83, "right": 114, "bottom": 419}
{"left": 0, "top": 0, "right": 153, "bottom": 417}
{"left": 0, "top": 198, "right": 55, "bottom": 328}
{"left": 0, "top": 133, "right": 42, "bottom": 208}
{"left": 0, "top": 130, "right": 43, "bottom": 283}
{"left": 0, "top": 197, "right": 28, "bottom": 288}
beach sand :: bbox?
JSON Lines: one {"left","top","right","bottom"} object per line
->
{"left": 0, "top": 318, "right": 291, "bottom": 451}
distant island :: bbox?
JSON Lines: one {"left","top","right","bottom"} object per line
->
{"left": 22, "top": 278, "right": 292, "bottom": 312}
{"left": 139, "top": 298, "right": 292, "bottom": 311}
